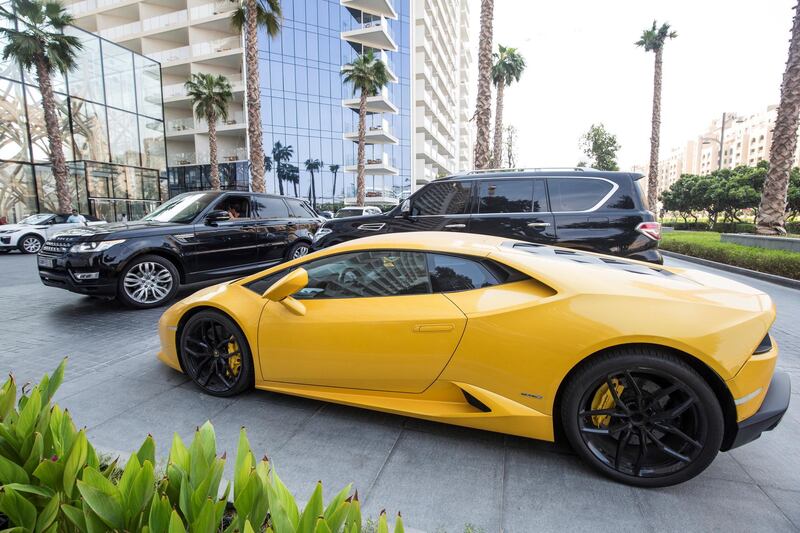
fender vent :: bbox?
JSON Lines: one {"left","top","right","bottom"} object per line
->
{"left": 357, "top": 223, "right": 385, "bottom": 231}
{"left": 462, "top": 390, "right": 491, "bottom": 413}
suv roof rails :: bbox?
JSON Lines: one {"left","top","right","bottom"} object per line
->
{"left": 454, "top": 166, "right": 597, "bottom": 176}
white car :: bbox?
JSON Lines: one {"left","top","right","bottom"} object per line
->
{"left": 334, "top": 206, "right": 383, "bottom": 218}
{"left": 0, "top": 213, "right": 105, "bottom": 254}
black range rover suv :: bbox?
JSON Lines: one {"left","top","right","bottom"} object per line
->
{"left": 313, "top": 168, "right": 663, "bottom": 264}
{"left": 37, "top": 191, "right": 321, "bottom": 308}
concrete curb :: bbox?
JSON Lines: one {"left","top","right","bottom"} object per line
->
{"left": 661, "top": 250, "right": 800, "bottom": 290}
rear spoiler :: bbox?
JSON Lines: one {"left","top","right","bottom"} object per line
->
{"left": 630, "top": 173, "right": 646, "bottom": 181}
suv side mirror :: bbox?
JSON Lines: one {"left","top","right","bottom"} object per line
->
{"left": 263, "top": 268, "right": 308, "bottom": 315}
{"left": 205, "top": 210, "right": 231, "bottom": 225}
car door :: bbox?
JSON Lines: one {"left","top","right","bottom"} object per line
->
{"left": 390, "top": 180, "right": 473, "bottom": 233}
{"left": 192, "top": 194, "right": 261, "bottom": 277}
{"left": 257, "top": 249, "right": 467, "bottom": 393}
{"left": 45, "top": 215, "right": 71, "bottom": 239}
{"left": 468, "top": 178, "right": 556, "bottom": 244}
{"left": 251, "top": 195, "right": 292, "bottom": 265}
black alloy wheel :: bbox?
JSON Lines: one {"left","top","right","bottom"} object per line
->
{"left": 180, "top": 311, "right": 253, "bottom": 397}
{"left": 562, "top": 348, "right": 723, "bottom": 487}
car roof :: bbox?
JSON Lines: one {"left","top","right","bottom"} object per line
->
{"left": 179, "top": 190, "right": 299, "bottom": 201}
{"left": 438, "top": 168, "right": 643, "bottom": 182}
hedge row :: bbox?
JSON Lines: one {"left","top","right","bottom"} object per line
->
{"left": 660, "top": 231, "right": 800, "bottom": 281}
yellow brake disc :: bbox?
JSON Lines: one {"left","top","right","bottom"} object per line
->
{"left": 591, "top": 379, "right": 624, "bottom": 428}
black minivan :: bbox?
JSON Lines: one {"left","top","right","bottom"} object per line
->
{"left": 312, "top": 168, "right": 662, "bottom": 264}
{"left": 37, "top": 191, "right": 321, "bottom": 308}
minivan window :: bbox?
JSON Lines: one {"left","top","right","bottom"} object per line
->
{"left": 427, "top": 254, "right": 500, "bottom": 292}
{"left": 547, "top": 178, "right": 613, "bottom": 212}
{"left": 252, "top": 196, "right": 289, "bottom": 219}
{"left": 411, "top": 182, "right": 471, "bottom": 216}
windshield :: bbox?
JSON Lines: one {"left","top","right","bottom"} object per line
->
{"left": 20, "top": 214, "right": 53, "bottom": 225}
{"left": 335, "top": 209, "right": 362, "bottom": 218}
{"left": 142, "top": 193, "right": 216, "bottom": 223}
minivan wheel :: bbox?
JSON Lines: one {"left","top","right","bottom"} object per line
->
{"left": 561, "top": 348, "right": 723, "bottom": 487}
{"left": 117, "top": 254, "right": 179, "bottom": 309}
{"left": 286, "top": 241, "right": 310, "bottom": 260}
{"left": 18, "top": 234, "right": 44, "bottom": 254}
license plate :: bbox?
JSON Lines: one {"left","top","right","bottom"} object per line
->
{"left": 37, "top": 256, "right": 54, "bottom": 268}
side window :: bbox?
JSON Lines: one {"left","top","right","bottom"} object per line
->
{"left": 411, "top": 181, "right": 471, "bottom": 216}
{"left": 215, "top": 195, "right": 252, "bottom": 219}
{"left": 294, "top": 251, "right": 430, "bottom": 300}
{"left": 252, "top": 196, "right": 289, "bottom": 219}
{"left": 53, "top": 215, "right": 68, "bottom": 224}
{"left": 427, "top": 254, "right": 500, "bottom": 293}
{"left": 287, "top": 199, "right": 317, "bottom": 218}
{"left": 547, "top": 178, "right": 613, "bottom": 212}
{"left": 478, "top": 179, "right": 533, "bottom": 213}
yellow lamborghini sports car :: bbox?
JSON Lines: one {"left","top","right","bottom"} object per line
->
{"left": 156, "top": 232, "right": 790, "bottom": 487}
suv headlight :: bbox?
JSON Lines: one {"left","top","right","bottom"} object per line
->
{"left": 313, "top": 227, "right": 332, "bottom": 242}
{"left": 69, "top": 239, "right": 126, "bottom": 253}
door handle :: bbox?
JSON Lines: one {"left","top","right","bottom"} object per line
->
{"left": 527, "top": 222, "right": 551, "bottom": 228}
{"left": 444, "top": 223, "right": 466, "bottom": 229}
{"left": 413, "top": 324, "right": 454, "bottom": 333}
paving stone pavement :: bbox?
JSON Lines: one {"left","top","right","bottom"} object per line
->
{"left": 1, "top": 251, "right": 799, "bottom": 532}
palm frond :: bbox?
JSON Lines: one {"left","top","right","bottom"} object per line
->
{"left": 341, "top": 50, "right": 390, "bottom": 97}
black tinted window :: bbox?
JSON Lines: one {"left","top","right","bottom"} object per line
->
{"left": 215, "top": 195, "right": 251, "bottom": 218}
{"left": 252, "top": 196, "right": 289, "bottom": 219}
{"left": 294, "top": 251, "right": 430, "bottom": 299}
{"left": 287, "top": 200, "right": 317, "bottom": 218}
{"left": 478, "top": 179, "right": 549, "bottom": 213}
{"left": 547, "top": 178, "right": 613, "bottom": 212}
{"left": 411, "top": 182, "right": 471, "bottom": 216}
{"left": 427, "top": 254, "right": 500, "bottom": 292}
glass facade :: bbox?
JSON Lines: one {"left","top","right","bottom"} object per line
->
{"left": 0, "top": 22, "right": 167, "bottom": 223}
{"left": 258, "top": 0, "right": 411, "bottom": 208}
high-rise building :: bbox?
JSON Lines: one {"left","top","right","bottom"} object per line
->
{"left": 0, "top": 23, "right": 167, "bottom": 223}
{"left": 65, "top": 0, "right": 471, "bottom": 204}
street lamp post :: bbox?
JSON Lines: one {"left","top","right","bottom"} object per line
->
{"left": 701, "top": 112, "right": 726, "bottom": 171}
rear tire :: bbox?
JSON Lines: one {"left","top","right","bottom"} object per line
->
{"left": 18, "top": 234, "right": 43, "bottom": 254}
{"left": 117, "top": 255, "right": 179, "bottom": 309}
{"left": 561, "top": 347, "right": 724, "bottom": 487}
{"left": 286, "top": 241, "right": 310, "bottom": 260}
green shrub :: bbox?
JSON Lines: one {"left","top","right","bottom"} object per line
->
{"left": 0, "top": 362, "right": 405, "bottom": 532}
{"left": 661, "top": 231, "right": 800, "bottom": 280}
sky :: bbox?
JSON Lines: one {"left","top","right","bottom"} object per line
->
{"left": 467, "top": 0, "right": 795, "bottom": 170}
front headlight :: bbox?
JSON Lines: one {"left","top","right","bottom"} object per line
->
{"left": 313, "top": 227, "right": 332, "bottom": 242}
{"left": 69, "top": 239, "right": 126, "bottom": 253}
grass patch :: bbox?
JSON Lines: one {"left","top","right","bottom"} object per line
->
{"left": 661, "top": 231, "right": 800, "bottom": 280}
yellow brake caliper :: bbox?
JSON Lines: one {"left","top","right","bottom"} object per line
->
{"left": 591, "top": 379, "right": 625, "bottom": 428}
{"left": 226, "top": 340, "right": 241, "bottom": 378}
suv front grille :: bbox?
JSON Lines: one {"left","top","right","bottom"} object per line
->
{"left": 41, "top": 236, "right": 80, "bottom": 256}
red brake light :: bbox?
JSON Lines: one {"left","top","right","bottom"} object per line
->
{"left": 636, "top": 221, "right": 661, "bottom": 241}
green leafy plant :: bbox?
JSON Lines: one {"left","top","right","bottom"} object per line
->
{"left": 0, "top": 362, "right": 406, "bottom": 532}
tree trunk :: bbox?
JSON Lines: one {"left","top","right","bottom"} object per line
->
{"left": 472, "top": 0, "right": 494, "bottom": 170}
{"left": 757, "top": 2, "right": 800, "bottom": 235}
{"left": 244, "top": 0, "right": 265, "bottom": 193}
{"left": 356, "top": 90, "right": 367, "bottom": 207}
{"left": 310, "top": 170, "right": 317, "bottom": 209}
{"left": 646, "top": 48, "right": 663, "bottom": 212}
{"left": 277, "top": 165, "right": 284, "bottom": 195}
{"left": 492, "top": 81, "right": 505, "bottom": 168}
{"left": 331, "top": 171, "right": 337, "bottom": 199}
{"left": 208, "top": 109, "right": 220, "bottom": 190}
{"left": 293, "top": 180, "right": 298, "bottom": 197}
{"left": 35, "top": 55, "right": 72, "bottom": 213}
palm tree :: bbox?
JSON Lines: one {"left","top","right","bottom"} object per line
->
{"left": 0, "top": 0, "right": 82, "bottom": 213}
{"left": 271, "top": 141, "right": 293, "bottom": 195}
{"left": 231, "top": 0, "right": 281, "bottom": 193}
{"left": 285, "top": 164, "right": 300, "bottom": 197}
{"left": 757, "top": 4, "right": 800, "bottom": 235}
{"left": 184, "top": 73, "right": 232, "bottom": 190}
{"left": 341, "top": 51, "right": 389, "bottom": 206}
{"left": 304, "top": 158, "right": 323, "bottom": 209}
{"left": 491, "top": 45, "right": 525, "bottom": 168}
{"left": 263, "top": 155, "right": 272, "bottom": 192}
{"left": 473, "top": 0, "right": 495, "bottom": 170}
{"left": 328, "top": 164, "right": 340, "bottom": 200}
{"left": 636, "top": 21, "right": 677, "bottom": 211}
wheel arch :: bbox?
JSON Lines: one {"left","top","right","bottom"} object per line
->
{"left": 551, "top": 342, "right": 738, "bottom": 451}
{"left": 121, "top": 248, "right": 187, "bottom": 283}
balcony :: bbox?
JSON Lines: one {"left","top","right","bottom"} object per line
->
{"left": 341, "top": 15, "right": 397, "bottom": 52}
{"left": 147, "top": 36, "right": 241, "bottom": 65}
{"left": 190, "top": 0, "right": 238, "bottom": 20}
{"left": 340, "top": 0, "right": 397, "bottom": 20}
{"left": 163, "top": 76, "right": 244, "bottom": 100}
{"left": 342, "top": 87, "right": 398, "bottom": 114}
{"left": 343, "top": 120, "right": 399, "bottom": 145}
{"left": 68, "top": 0, "right": 129, "bottom": 16}
{"left": 344, "top": 153, "right": 399, "bottom": 175}
{"left": 197, "top": 146, "right": 247, "bottom": 163}
{"left": 169, "top": 151, "right": 196, "bottom": 166}
{"left": 98, "top": 9, "right": 187, "bottom": 40}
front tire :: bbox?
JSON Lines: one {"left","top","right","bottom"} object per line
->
{"left": 561, "top": 348, "right": 724, "bottom": 487}
{"left": 117, "top": 255, "right": 179, "bottom": 309}
{"left": 18, "top": 234, "right": 43, "bottom": 254}
{"left": 179, "top": 311, "right": 253, "bottom": 397}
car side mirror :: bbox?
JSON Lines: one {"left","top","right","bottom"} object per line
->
{"left": 205, "top": 210, "right": 231, "bottom": 225}
{"left": 262, "top": 268, "right": 308, "bottom": 316}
